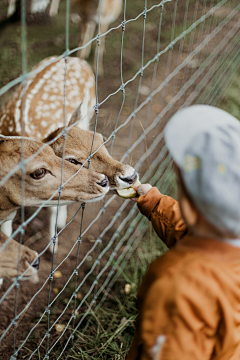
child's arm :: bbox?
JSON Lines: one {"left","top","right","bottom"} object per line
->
{"left": 132, "top": 184, "right": 187, "bottom": 248}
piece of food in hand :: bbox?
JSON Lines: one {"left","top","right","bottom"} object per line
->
{"left": 116, "top": 180, "right": 141, "bottom": 199}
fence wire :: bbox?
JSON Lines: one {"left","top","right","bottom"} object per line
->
{"left": 0, "top": 0, "right": 239, "bottom": 358}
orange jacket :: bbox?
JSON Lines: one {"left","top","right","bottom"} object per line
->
{"left": 126, "top": 187, "right": 240, "bottom": 360}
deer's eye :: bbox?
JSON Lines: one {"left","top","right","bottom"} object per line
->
{"left": 66, "top": 158, "right": 83, "bottom": 166}
{"left": 30, "top": 168, "right": 47, "bottom": 180}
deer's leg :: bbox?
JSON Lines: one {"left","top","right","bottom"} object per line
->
{"left": 49, "top": 205, "right": 68, "bottom": 254}
{"left": 94, "top": 21, "right": 109, "bottom": 76}
{"left": 49, "top": 206, "right": 59, "bottom": 254}
{"left": 7, "top": 0, "right": 16, "bottom": 17}
{"left": 1, "top": 220, "right": 13, "bottom": 285}
{"left": 77, "top": 20, "right": 96, "bottom": 60}
{"left": 49, "top": 0, "right": 60, "bottom": 17}
{"left": 57, "top": 205, "right": 67, "bottom": 229}
{"left": 1, "top": 220, "right": 13, "bottom": 238}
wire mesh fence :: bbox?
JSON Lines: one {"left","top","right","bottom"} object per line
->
{"left": 0, "top": 0, "right": 239, "bottom": 358}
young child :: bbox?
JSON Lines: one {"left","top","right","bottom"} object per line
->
{"left": 126, "top": 105, "right": 240, "bottom": 360}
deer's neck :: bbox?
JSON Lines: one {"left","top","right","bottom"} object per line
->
{"left": 0, "top": 192, "right": 18, "bottom": 224}
{"left": 0, "top": 209, "right": 17, "bottom": 225}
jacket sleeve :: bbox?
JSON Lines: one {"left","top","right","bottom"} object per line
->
{"left": 139, "top": 266, "right": 219, "bottom": 360}
{"left": 137, "top": 187, "right": 187, "bottom": 248}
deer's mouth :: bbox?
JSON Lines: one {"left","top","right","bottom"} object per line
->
{"left": 112, "top": 169, "right": 138, "bottom": 189}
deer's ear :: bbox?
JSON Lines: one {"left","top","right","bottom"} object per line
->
{"left": 68, "top": 103, "right": 82, "bottom": 127}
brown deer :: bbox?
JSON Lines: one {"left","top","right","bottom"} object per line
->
{"left": 0, "top": 135, "right": 109, "bottom": 223}
{"left": 0, "top": 55, "right": 137, "bottom": 253}
{"left": 0, "top": 56, "right": 95, "bottom": 139}
{"left": 0, "top": 135, "right": 109, "bottom": 250}
{"left": 49, "top": 0, "right": 123, "bottom": 75}
{"left": 0, "top": 231, "right": 39, "bottom": 283}
{"left": 0, "top": 135, "right": 109, "bottom": 284}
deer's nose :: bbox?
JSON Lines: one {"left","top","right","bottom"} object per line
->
{"left": 119, "top": 171, "right": 138, "bottom": 185}
{"left": 31, "top": 257, "right": 40, "bottom": 270}
{"left": 97, "top": 175, "right": 109, "bottom": 188}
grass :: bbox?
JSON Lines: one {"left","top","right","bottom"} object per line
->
{"left": 59, "top": 231, "right": 167, "bottom": 360}
{"left": 218, "top": 67, "right": 240, "bottom": 120}
{"left": 20, "top": 228, "right": 166, "bottom": 360}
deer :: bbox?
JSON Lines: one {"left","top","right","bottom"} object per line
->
{"left": 0, "top": 135, "right": 109, "bottom": 284}
{"left": 0, "top": 56, "right": 95, "bottom": 139}
{"left": 0, "top": 55, "right": 138, "bottom": 253}
{"left": 0, "top": 230, "right": 40, "bottom": 284}
{"left": 7, "top": 0, "right": 50, "bottom": 19}
{"left": 49, "top": 0, "right": 123, "bottom": 75}
{"left": 0, "top": 135, "right": 110, "bottom": 251}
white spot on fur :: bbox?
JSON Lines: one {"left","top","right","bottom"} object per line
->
{"left": 41, "top": 120, "right": 48, "bottom": 127}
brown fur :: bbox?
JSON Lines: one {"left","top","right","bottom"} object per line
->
{"left": 0, "top": 136, "right": 109, "bottom": 223}
{"left": 0, "top": 231, "right": 39, "bottom": 281}
{"left": 44, "top": 126, "right": 136, "bottom": 188}
{"left": 0, "top": 57, "right": 95, "bottom": 139}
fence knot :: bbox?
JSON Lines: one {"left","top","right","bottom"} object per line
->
{"left": 120, "top": 84, "right": 125, "bottom": 93}
{"left": 94, "top": 103, "right": 100, "bottom": 114}
{"left": 74, "top": 269, "right": 78, "bottom": 276}
{"left": 161, "top": 2, "right": 164, "bottom": 10}
{"left": 155, "top": 54, "right": 159, "bottom": 62}
{"left": 15, "top": 281, "right": 20, "bottom": 289}
{"left": 169, "top": 42, "right": 174, "bottom": 50}
{"left": 96, "top": 33, "right": 101, "bottom": 46}
{"left": 143, "top": 9, "right": 147, "bottom": 20}
{"left": 10, "top": 356, "right": 17, "bottom": 360}
{"left": 96, "top": 237, "right": 102, "bottom": 245}
{"left": 87, "top": 156, "right": 91, "bottom": 165}
{"left": 58, "top": 185, "right": 63, "bottom": 195}
{"left": 73, "top": 291, "right": 77, "bottom": 298}
{"left": 140, "top": 68, "right": 144, "bottom": 76}
{"left": 45, "top": 331, "right": 51, "bottom": 338}
{"left": 112, "top": 131, "right": 116, "bottom": 139}
{"left": 48, "top": 273, "right": 53, "bottom": 281}
{"left": 96, "top": 259, "right": 100, "bottom": 265}
{"left": 82, "top": 202, "right": 86, "bottom": 210}
{"left": 62, "top": 128, "right": 67, "bottom": 140}
{"left": 52, "top": 235, "right": 57, "bottom": 245}
{"left": 147, "top": 94, "right": 152, "bottom": 103}
{"left": 121, "top": 20, "right": 126, "bottom": 32}
{"left": 131, "top": 111, "right": 136, "bottom": 119}
{"left": 44, "top": 354, "right": 50, "bottom": 360}
{"left": 20, "top": 226, "right": 25, "bottom": 235}
{"left": 12, "top": 319, "right": 18, "bottom": 327}
{"left": 77, "top": 235, "right": 82, "bottom": 243}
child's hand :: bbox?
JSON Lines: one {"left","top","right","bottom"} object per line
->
{"left": 131, "top": 183, "right": 152, "bottom": 202}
